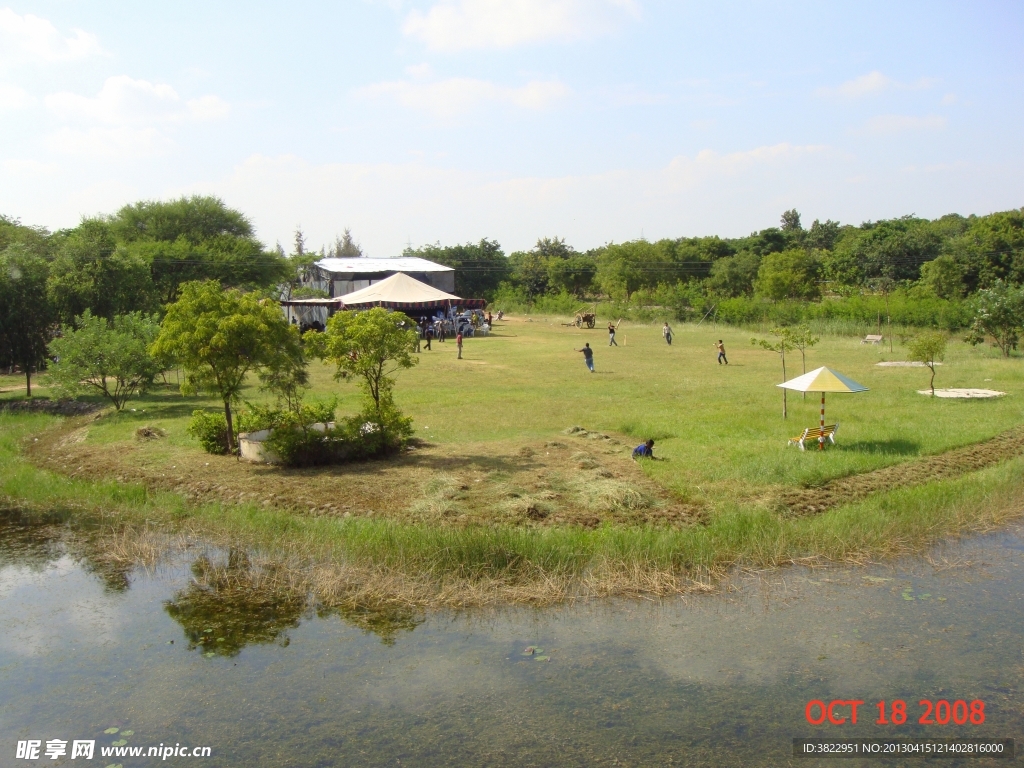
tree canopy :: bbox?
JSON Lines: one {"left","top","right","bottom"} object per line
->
{"left": 150, "top": 281, "right": 303, "bottom": 451}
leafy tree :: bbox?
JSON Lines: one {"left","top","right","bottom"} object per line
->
{"left": 919, "top": 255, "right": 965, "bottom": 299}
{"left": 829, "top": 216, "right": 942, "bottom": 286}
{"left": 964, "top": 280, "right": 1024, "bottom": 357}
{"left": 752, "top": 327, "right": 798, "bottom": 418}
{"left": 405, "top": 239, "right": 509, "bottom": 299}
{"left": 755, "top": 249, "right": 821, "bottom": 301}
{"left": 330, "top": 228, "right": 363, "bottom": 257}
{"left": 789, "top": 325, "right": 819, "bottom": 376}
{"left": 150, "top": 281, "right": 303, "bottom": 452}
{"left": 708, "top": 251, "right": 761, "bottom": 297}
{"left": 110, "top": 196, "right": 289, "bottom": 303}
{"left": 305, "top": 307, "right": 418, "bottom": 416}
{"left": 780, "top": 209, "right": 803, "bottom": 234}
{"left": 596, "top": 241, "right": 655, "bottom": 301}
{"left": 48, "top": 219, "right": 156, "bottom": 323}
{"left": 908, "top": 332, "right": 947, "bottom": 396}
{"left": 0, "top": 215, "right": 52, "bottom": 257}
{"left": 47, "top": 311, "right": 161, "bottom": 410}
{"left": 806, "top": 219, "right": 842, "bottom": 251}
{"left": 547, "top": 254, "right": 597, "bottom": 297}
{"left": 507, "top": 250, "right": 551, "bottom": 297}
{"left": 0, "top": 246, "right": 53, "bottom": 395}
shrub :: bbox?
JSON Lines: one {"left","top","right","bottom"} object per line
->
{"left": 187, "top": 410, "right": 229, "bottom": 455}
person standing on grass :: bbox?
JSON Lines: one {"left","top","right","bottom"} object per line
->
{"left": 438, "top": 320, "right": 447, "bottom": 343}
{"left": 456, "top": 331, "right": 463, "bottom": 359}
{"left": 715, "top": 339, "right": 728, "bottom": 365}
{"left": 575, "top": 343, "right": 595, "bottom": 373}
{"left": 663, "top": 322, "right": 673, "bottom": 345}
{"left": 424, "top": 323, "right": 432, "bottom": 351}
{"left": 608, "top": 322, "right": 618, "bottom": 346}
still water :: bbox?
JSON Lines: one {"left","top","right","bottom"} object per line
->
{"left": 2, "top": 510, "right": 1023, "bottom": 767}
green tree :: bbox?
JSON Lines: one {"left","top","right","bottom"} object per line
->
{"left": 547, "top": 254, "right": 597, "bottom": 297}
{"left": 806, "top": 219, "right": 842, "bottom": 251}
{"left": 0, "top": 246, "right": 53, "bottom": 396}
{"left": 596, "top": 241, "right": 655, "bottom": 301}
{"left": 755, "top": 249, "right": 821, "bottom": 301}
{"left": 150, "top": 281, "right": 303, "bottom": 452}
{"left": 330, "top": 227, "right": 363, "bottom": 257}
{"left": 708, "top": 251, "right": 761, "bottom": 297}
{"left": 48, "top": 219, "right": 156, "bottom": 323}
{"left": 111, "top": 196, "right": 289, "bottom": 304}
{"left": 404, "top": 239, "right": 509, "bottom": 299}
{"left": 752, "top": 327, "right": 798, "bottom": 418}
{"left": 919, "top": 255, "right": 965, "bottom": 299}
{"left": 305, "top": 307, "right": 418, "bottom": 416}
{"left": 908, "top": 332, "right": 947, "bottom": 396}
{"left": 964, "top": 280, "right": 1024, "bottom": 357}
{"left": 47, "top": 311, "right": 161, "bottom": 410}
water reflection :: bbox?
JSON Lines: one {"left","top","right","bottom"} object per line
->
{"left": 3, "top": 507, "right": 1024, "bottom": 766}
{"left": 163, "top": 551, "right": 306, "bottom": 657}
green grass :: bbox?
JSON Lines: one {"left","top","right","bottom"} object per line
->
{"left": 3, "top": 315, "right": 1024, "bottom": 603}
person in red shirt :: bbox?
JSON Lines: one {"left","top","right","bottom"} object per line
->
{"left": 456, "top": 331, "right": 463, "bottom": 359}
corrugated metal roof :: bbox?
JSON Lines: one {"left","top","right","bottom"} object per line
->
{"left": 315, "top": 257, "right": 453, "bottom": 274}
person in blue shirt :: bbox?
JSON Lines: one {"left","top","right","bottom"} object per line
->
{"left": 575, "top": 343, "right": 595, "bottom": 372}
{"left": 632, "top": 439, "right": 656, "bottom": 460}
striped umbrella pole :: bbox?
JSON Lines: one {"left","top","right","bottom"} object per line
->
{"left": 819, "top": 391, "right": 825, "bottom": 450}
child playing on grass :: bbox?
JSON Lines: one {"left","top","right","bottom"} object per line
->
{"left": 632, "top": 439, "right": 656, "bottom": 460}
{"left": 663, "top": 323, "right": 673, "bottom": 345}
{"left": 715, "top": 339, "right": 728, "bottom": 364}
{"left": 575, "top": 343, "right": 595, "bottom": 372}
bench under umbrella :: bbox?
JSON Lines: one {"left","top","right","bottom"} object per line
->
{"left": 778, "top": 366, "right": 869, "bottom": 450}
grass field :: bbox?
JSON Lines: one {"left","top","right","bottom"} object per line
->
{"left": 2, "top": 315, "right": 1023, "bottom": 604}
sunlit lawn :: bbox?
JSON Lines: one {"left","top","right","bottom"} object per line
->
{"left": 3, "top": 315, "right": 1022, "bottom": 501}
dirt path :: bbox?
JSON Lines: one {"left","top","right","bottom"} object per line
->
{"left": 777, "top": 426, "right": 1024, "bottom": 515}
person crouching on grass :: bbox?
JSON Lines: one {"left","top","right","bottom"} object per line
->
{"left": 632, "top": 439, "right": 656, "bottom": 460}
{"left": 575, "top": 343, "right": 594, "bottom": 372}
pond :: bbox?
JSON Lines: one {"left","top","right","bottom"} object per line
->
{"left": 2, "top": 510, "right": 1023, "bottom": 767}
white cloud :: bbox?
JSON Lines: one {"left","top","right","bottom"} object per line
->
{"left": 46, "top": 75, "right": 229, "bottom": 125}
{"left": 0, "top": 82, "right": 31, "bottom": 109}
{"left": 402, "top": 0, "right": 640, "bottom": 51}
{"left": 356, "top": 76, "right": 568, "bottom": 117}
{"left": 860, "top": 114, "right": 947, "bottom": 135}
{"left": 817, "top": 71, "right": 938, "bottom": 100}
{"left": 0, "top": 8, "right": 105, "bottom": 64}
{"left": 44, "top": 126, "right": 174, "bottom": 159}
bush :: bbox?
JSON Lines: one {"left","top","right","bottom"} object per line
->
{"left": 187, "top": 410, "right": 229, "bottom": 455}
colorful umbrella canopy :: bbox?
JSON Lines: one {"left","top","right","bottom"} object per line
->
{"left": 776, "top": 367, "right": 868, "bottom": 450}
{"left": 777, "top": 366, "right": 869, "bottom": 394}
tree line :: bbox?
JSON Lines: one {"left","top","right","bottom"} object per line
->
{"left": 4, "top": 198, "right": 1024, "bottom": 399}
{"left": 404, "top": 208, "right": 1024, "bottom": 305}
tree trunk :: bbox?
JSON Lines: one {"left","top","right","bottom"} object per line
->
{"left": 25, "top": 369, "right": 31, "bottom": 397}
{"left": 930, "top": 366, "right": 936, "bottom": 396}
{"left": 781, "top": 350, "right": 788, "bottom": 419}
{"left": 224, "top": 400, "right": 235, "bottom": 453}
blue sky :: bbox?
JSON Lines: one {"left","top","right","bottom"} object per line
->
{"left": 1, "top": 1, "right": 1021, "bottom": 255}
